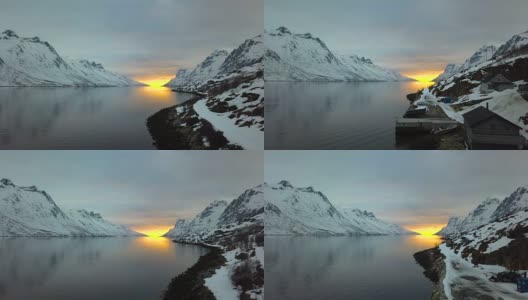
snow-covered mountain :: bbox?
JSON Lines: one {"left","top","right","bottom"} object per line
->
{"left": 149, "top": 35, "right": 263, "bottom": 150}
{"left": 264, "top": 26, "right": 410, "bottom": 82}
{"left": 164, "top": 35, "right": 263, "bottom": 93}
{"left": 0, "top": 30, "right": 143, "bottom": 87}
{"left": 265, "top": 181, "right": 411, "bottom": 236}
{"left": 163, "top": 186, "right": 264, "bottom": 299}
{"left": 164, "top": 50, "right": 229, "bottom": 90}
{"left": 0, "top": 178, "right": 141, "bottom": 237}
{"left": 493, "top": 31, "right": 528, "bottom": 59}
{"left": 434, "top": 64, "right": 462, "bottom": 82}
{"left": 164, "top": 185, "right": 264, "bottom": 242}
{"left": 438, "top": 184, "right": 528, "bottom": 237}
{"left": 437, "top": 198, "right": 501, "bottom": 236}
{"left": 491, "top": 185, "right": 528, "bottom": 220}
{"left": 434, "top": 45, "right": 496, "bottom": 82}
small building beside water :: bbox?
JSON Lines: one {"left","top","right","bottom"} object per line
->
{"left": 463, "top": 106, "right": 524, "bottom": 149}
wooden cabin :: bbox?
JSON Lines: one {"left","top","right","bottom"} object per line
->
{"left": 480, "top": 74, "right": 515, "bottom": 93}
{"left": 463, "top": 106, "right": 524, "bottom": 149}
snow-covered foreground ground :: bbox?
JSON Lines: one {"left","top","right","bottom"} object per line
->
{"left": 204, "top": 246, "right": 264, "bottom": 300}
{"left": 440, "top": 244, "right": 528, "bottom": 300}
{"left": 194, "top": 100, "right": 263, "bottom": 150}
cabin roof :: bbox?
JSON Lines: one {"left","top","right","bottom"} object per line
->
{"left": 463, "top": 106, "right": 521, "bottom": 129}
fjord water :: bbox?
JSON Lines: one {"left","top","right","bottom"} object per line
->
{"left": 265, "top": 81, "right": 433, "bottom": 149}
{"left": 266, "top": 235, "right": 442, "bottom": 300}
{"left": 0, "top": 87, "right": 195, "bottom": 149}
{"left": 0, "top": 237, "right": 207, "bottom": 300}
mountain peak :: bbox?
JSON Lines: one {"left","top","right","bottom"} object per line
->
{"left": 275, "top": 26, "right": 291, "bottom": 35}
{"left": 1, "top": 30, "right": 19, "bottom": 38}
{"left": 0, "top": 178, "right": 15, "bottom": 187}
{"left": 277, "top": 180, "right": 293, "bottom": 188}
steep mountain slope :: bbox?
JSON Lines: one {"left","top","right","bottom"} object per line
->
{"left": 164, "top": 50, "right": 229, "bottom": 91}
{"left": 163, "top": 186, "right": 264, "bottom": 300}
{"left": 264, "top": 27, "right": 410, "bottom": 82}
{"left": 437, "top": 198, "right": 501, "bottom": 236}
{"left": 491, "top": 185, "right": 528, "bottom": 220}
{"left": 0, "top": 30, "right": 142, "bottom": 87}
{"left": 434, "top": 64, "right": 462, "bottom": 82}
{"left": 148, "top": 35, "right": 264, "bottom": 150}
{"left": 0, "top": 178, "right": 140, "bottom": 237}
{"left": 164, "top": 185, "right": 264, "bottom": 242}
{"left": 265, "top": 181, "right": 411, "bottom": 236}
{"left": 434, "top": 45, "right": 496, "bottom": 83}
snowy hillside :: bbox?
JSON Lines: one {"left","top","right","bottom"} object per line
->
{"left": 264, "top": 27, "right": 410, "bottom": 82}
{"left": 164, "top": 50, "right": 229, "bottom": 91}
{"left": 0, "top": 30, "right": 143, "bottom": 87}
{"left": 0, "top": 178, "right": 141, "bottom": 237}
{"left": 437, "top": 198, "right": 501, "bottom": 237}
{"left": 164, "top": 185, "right": 264, "bottom": 242}
{"left": 418, "top": 185, "right": 528, "bottom": 300}
{"left": 434, "top": 45, "right": 496, "bottom": 82}
{"left": 149, "top": 35, "right": 264, "bottom": 150}
{"left": 265, "top": 181, "right": 411, "bottom": 236}
{"left": 412, "top": 30, "right": 528, "bottom": 142}
{"left": 163, "top": 186, "right": 264, "bottom": 300}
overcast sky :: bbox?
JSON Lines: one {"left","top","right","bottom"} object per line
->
{"left": 0, "top": 0, "right": 263, "bottom": 82}
{"left": 265, "top": 151, "right": 528, "bottom": 227}
{"left": 0, "top": 151, "right": 262, "bottom": 231}
{"left": 265, "top": 0, "right": 528, "bottom": 75}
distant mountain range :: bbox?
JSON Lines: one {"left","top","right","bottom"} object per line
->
{"left": 0, "top": 178, "right": 141, "bottom": 237}
{"left": 433, "top": 30, "right": 528, "bottom": 87}
{"left": 265, "top": 180, "right": 412, "bottom": 235}
{"left": 0, "top": 30, "right": 143, "bottom": 87}
{"left": 264, "top": 27, "right": 411, "bottom": 82}
{"left": 438, "top": 184, "right": 528, "bottom": 237}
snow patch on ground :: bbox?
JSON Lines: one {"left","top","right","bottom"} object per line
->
{"left": 194, "top": 99, "right": 263, "bottom": 150}
{"left": 205, "top": 250, "right": 240, "bottom": 300}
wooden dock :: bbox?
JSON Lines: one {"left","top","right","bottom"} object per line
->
{"left": 396, "top": 118, "right": 459, "bottom": 135}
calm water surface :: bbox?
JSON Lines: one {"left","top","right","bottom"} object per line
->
{"left": 265, "top": 81, "right": 433, "bottom": 149}
{"left": 266, "top": 235, "right": 442, "bottom": 300}
{"left": 0, "top": 237, "right": 207, "bottom": 300}
{"left": 0, "top": 87, "right": 195, "bottom": 149}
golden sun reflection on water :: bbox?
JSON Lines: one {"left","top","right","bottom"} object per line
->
{"left": 405, "top": 224, "right": 446, "bottom": 236}
{"left": 134, "top": 236, "right": 172, "bottom": 252}
{"left": 405, "top": 234, "right": 443, "bottom": 249}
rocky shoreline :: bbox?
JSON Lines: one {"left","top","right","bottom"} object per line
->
{"left": 161, "top": 242, "right": 226, "bottom": 300}
{"left": 414, "top": 247, "right": 449, "bottom": 300}
{"left": 147, "top": 97, "right": 243, "bottom": 150}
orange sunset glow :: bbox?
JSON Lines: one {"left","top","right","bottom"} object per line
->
{"left": 403, "top": 70, "right": 444, "bottom": 83}
{"left": 135, "top": 75, "right": 174, "bottom": 87}
{"left": 133, "top": 225, "right": 173, "bottom": 237}
{"left": 404, "top": 224, "right": 446, "bottom": 236}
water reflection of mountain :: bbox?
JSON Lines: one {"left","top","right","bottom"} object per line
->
{"left": 0, "top": 238, "right": 107, "bottom": 294}
{"left": 266, "top": 236, "right": 439, "bottom": 300}
{"left": 0, "top": 88, "right": 105, "bottom": 146}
